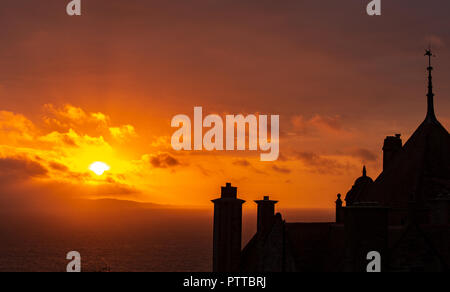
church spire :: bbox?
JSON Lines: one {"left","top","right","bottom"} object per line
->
{"left": 362, "top": 165, "right": 367, "bottom": 177}
{"left": 425, "top": 48, "right": 437, "bottom": 122}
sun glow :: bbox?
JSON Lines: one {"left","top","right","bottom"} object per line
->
{"left": 89, "top": 162, "right": 110, "bottom": 176}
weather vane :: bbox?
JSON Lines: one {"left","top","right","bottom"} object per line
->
{"left": 425, "top": 47, "right": 436, "bottom": 69}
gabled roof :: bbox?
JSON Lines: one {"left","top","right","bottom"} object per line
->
{"left": 360, "top": 54, "right": 450, "bottom": 207}
{"left": 361, "top": 117, "right": 450, "bottom": 207}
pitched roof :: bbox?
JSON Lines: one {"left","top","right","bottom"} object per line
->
{"left": 360, "top": 117, "right": 450, "bottom": 207}
{"left": 361, "top": 53, "right": 450, "bottom": 207}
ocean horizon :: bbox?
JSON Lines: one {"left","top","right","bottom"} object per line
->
{"left": 0, "top": 207, "right": 333, "bottom": 272}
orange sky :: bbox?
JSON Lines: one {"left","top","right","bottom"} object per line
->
{"left": 0, "top": 0, "right": 449, "bottom": 209}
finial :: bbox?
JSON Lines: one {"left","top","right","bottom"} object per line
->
{"left": 425, "top": 48, "right": 433, "bottom": 68}
{"left": 363, "top": 166, "right": 367, "bottom": 177}
{"left": 221, "top": 183, "right": 237, "bottom": 198}
{"left": 336, "top": 193, "right": 342, "bottom": 205}
{"left": 425, "top": 48, "right": 437, "bottom": 122}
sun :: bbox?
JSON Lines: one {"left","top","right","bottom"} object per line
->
{"left": 89, "top": 161, "right": 110, "bottom": 176}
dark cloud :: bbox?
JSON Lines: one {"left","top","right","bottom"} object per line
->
{"left": 309, "top": 115, "right": 344, "bottom": 133}
{"left": 351, "top": 148, "right": 378, "bottom": 162}
{"left": 290, "top": 114, "right": 349, "bottom": 137}
{"left": 0, "top": 157, "right": 48, "bottom": 182}
{"left": 48, "top": 161, "right": 69, "bottom": 172}
{"left": 149, "top": 153, "right": 181, "bottom": 168}
{"left": 233, "top": 159, "right": 267, "bottom": 175}
{"left": 196, "top": 164, "right": 212, "bottom": 177}
{"left": 277, "top": 153, "right": 290, "bottom": 162}
{"left": 295, "top": 152, "right": 353, "bottom": 175}
{"left": 233, "top": 159, "right": 267, "bottom": 174}
{"left": 90, "top": 182, "right": 140, "bottom": 198}
{"left": 232, "top": 159, "right": 251, "bottom": 167}
{"left": 64, "top": 171, "right": 91, "bottom": 181}
{"left": 272, "top": 165, "right": 291, "bottom": 174}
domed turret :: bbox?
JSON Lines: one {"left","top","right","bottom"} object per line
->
{"left": 345, "top": 166, "right": 374, "bottom": 206}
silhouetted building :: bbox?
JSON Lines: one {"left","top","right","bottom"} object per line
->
{"left": 383, "top": 134, "right": 402, "bottom": 171}
{"left": 345, "top": 166, "right": 373, "bottom": 207}
{"left": 335, "top": 194, "right": 343, "bottom": 224}
{"left": 212, "top": 183, "right": 245, "bottom": 272}
{"left": 255, "top": 196, "right": 278, "bottom": 235}
{"left": 212, "top": 51, "right": 450, "bottom": 272}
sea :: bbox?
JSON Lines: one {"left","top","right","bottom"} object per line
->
{"left": 0, "top": 208, "right": 333, "bottom": 272}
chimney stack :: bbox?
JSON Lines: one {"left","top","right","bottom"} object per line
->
{"left": 255, "top": 196, "right": 278, "bottom": 235}
{"left": 383, "top": 134, "right": 402, "bottom": 171}
{"left": 212, "top": 183, "right": 245, "bottom": 272}
{"left": 336, "top": 194, "right": 343, "bottom": 224}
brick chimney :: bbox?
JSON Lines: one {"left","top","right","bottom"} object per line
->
{"left": 255, "top": 196, "right": 278, "bottom": 235}
{"left": 383, "top": 134, "right": 402, "bottom": 171}
{"left": 212, "top": 183, "right": 245, "bottom": 272}
{"left": 335, "top": 194, "right": 343, "bottom": 224}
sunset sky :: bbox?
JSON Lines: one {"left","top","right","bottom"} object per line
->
{"left": 0, "top": 0, "right": 449, "bottom": 210}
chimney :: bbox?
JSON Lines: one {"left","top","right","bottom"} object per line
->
{"left": 212, "top": 183, "right": 245, "bottom": 272}
{"left": 335, "top": 194, "right": 343, "bottom": 224}
{"left": 254, "top": 196, "right": 278, "bottom": 235}
{"left": 383, "top": 134, "right": 402, "bottom": 171}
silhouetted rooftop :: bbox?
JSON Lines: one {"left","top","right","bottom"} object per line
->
{"left": 360, "top": 50, "right": 450, "bottom": 208}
